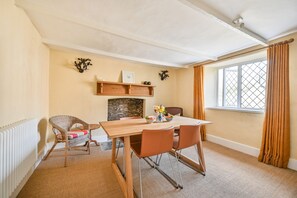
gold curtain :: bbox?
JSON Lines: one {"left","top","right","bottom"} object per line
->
{"left": 194, "top": 66, "right": 206, "bottom": 140}
{"left": 258, "top": 43, "right": 290, "bottom": 168}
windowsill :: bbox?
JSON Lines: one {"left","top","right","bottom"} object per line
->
{"left": 206, "top": 107, "right": 264, "bottom": 114}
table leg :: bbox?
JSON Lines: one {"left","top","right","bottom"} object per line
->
{"left": 112, "top": 138, "right": 117, "bottom": 163}
{"left": 124, "top": 136, "right": 134, "bottom": 198}
{"left": 111, "top": 138, "right": 127, "bottom": 196}
{"left": 196, "top": 139, "right": 206, "bottom": 172}
{"left": 169, "top": 139, "right": 206, "bottom": 175}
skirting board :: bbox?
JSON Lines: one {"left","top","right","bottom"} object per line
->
{"left": 206, "top": 134, "right": 297, "bottom": 171}
{"left": 288, "top": 158, "right": 297, "bottom": 171}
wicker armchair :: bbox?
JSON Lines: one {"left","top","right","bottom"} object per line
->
{"left": 44, "top": 115, "right": 90, "bottom": 167}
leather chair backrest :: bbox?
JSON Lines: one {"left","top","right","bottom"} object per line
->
{"left": 140, "top": 127, "right": 174, "bottom": 157}
{"left": 165, "top": 107, "right": 183, "bottom": 116}
{"left": 176, "top": 125, "right": 201, "bottom": 150}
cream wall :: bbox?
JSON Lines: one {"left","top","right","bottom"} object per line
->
{"left": 287, "top": 33, "right": 297, "bottom": 159}
{"left": 175, "top": 66, "right": 217, "bottom": 117}
{"left": 175, "top": 67, "right": 194, "bottom": 117}
{"left": 176, "top": 32, "right": 297, "bottom": 161}
{"left": 0, "top": 1, "right": 49, "bottom": 152}
{"left": 49, "top": 50, "right": 177, "bottom": 139}
{"left": 205, "top": 110, "right": 264, "bottom": 148}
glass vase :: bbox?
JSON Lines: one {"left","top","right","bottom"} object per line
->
{"left": 156, "top": 113, "right": 164, "bottom": 122}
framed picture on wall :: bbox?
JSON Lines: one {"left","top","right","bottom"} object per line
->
{"left": 122, "top": 70, "right": 135, "bottom": 83}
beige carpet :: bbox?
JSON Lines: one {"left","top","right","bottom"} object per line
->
{"left": 18, "top": 141, "right": 297, "bottom": 198}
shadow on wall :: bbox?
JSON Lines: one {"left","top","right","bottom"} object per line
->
{"left": 37, "top": 118, "right": 48, "bottom": 153}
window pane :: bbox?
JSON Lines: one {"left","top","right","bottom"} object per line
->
{"left": 225, "top": 66, "right": 238, "bottom": 107}
{"left": 218, "top": 69, "right": 223, "bottom": 106}
{"left": 241, "top": 60, "right": 267, "bottom": 109}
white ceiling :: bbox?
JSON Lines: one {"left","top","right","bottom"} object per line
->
{"left": 16, "top": 0, "right": 297, "bottom": 67}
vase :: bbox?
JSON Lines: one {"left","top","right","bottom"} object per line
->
{"left": 156, "top": 113, "right": 164, "bottom": 122}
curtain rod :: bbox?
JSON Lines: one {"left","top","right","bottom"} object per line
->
{"left": 194, "top": 38, "right": 294, "bottom": 67}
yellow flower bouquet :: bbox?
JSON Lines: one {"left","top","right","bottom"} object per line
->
{"left": 154, "top": 105, "right": 166, "bottom": 122}
{"left": 154, "top": 105, "right": 166, "bottom": 114}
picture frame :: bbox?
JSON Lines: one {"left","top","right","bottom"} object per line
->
{"left": 122, "top": 70, "right": 135, "bottom": 83}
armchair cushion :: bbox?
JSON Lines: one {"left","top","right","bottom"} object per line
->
{"left": 68, "top": 130, "right": 89, "bottom": 140}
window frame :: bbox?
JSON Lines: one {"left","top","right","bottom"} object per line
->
{"left": 217, "top": 58, "right": 267, "bottom": 111}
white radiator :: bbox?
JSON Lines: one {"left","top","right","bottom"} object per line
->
{"left": 0, "top": 119, "right": 38, "bottom": 198}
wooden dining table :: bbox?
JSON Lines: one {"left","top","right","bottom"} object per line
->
{"left": 100, "top": 116, "right": 210, "bottom": 198}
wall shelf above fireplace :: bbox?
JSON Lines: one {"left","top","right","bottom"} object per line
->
{"left": 97, "top": 81, "right": 155, "bottom": 97}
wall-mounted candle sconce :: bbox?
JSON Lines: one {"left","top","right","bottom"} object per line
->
{"left": 159, "top": 70, "right": 169, "bottom": 81}
{"left": 74, "top": 58, "right": 92, "bottom": 73}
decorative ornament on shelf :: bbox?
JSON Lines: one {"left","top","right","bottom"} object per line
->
{"left": 143, "top": 81, "right": 151, "bottom": 85}
{"left": 122, "top": 70, "right": 135, "bottom": 83}
{"left": 74, "top": 58, "right": 92, "bottom": 73}
{"left": 159, "top": 70, "right": 169, "bottom": 81}
{"left": 154, "top": 104, "right": 166, "bottom": 122}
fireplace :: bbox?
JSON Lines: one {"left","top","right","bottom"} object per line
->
{"left": 107, "top": 98, "right": 144, "bottom": 121}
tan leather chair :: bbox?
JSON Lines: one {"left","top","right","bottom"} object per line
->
{"left": 172, "top": 125, "right": 202, "bottom": 187}
{"left": 131, "top": 127, "right": 178, "bottom": 198}
{"left": 165, "top": 107, "right": 183, "bottom": 135}
{"left": 165, "top": 107, "right": 183, "bottom": 116}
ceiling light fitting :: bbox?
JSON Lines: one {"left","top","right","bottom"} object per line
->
{"left": 233, "top": 16, "right": 244, "bottom": 28}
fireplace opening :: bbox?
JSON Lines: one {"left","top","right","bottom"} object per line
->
{"left": 107, "top": 98, "right": 144, "bottom": 121}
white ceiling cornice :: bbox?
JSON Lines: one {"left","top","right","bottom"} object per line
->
{"left": 178, "top": 0, "right": 268, "bottom": 46}
{"left": 15, "top": 0, "right": 217, "bottom": 61}
{"left": 267, "top": 29, "right": 297, "bottom": 41}
{"left": 43, "top": 38, "right": 184, "bottom": 67}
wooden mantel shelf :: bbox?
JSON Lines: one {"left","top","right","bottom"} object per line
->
{"left": 96, "top": 81, "right": 155, "bottom": 97}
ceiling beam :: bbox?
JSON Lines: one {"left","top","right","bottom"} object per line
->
{"left": 42, "top": 38, "right": 184, "bottom": 67}
{"left": 178, "top": 0, "right": 268, "bottom": 46}
{"left": 15, "top": 0, "right": 217, "bottom": 61}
